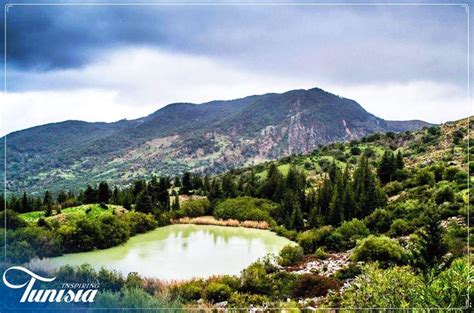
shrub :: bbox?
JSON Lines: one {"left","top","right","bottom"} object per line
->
{"left": 171, "top": 280, "right": 204, "bottom": 301}
{"left": 384, "top": 181, "right": 404, "bottom": 196}
{"left": 203, "top": 283, "right": 232, "bottom": 303}
{"left": 415, "top": 169, "right": 435, "bottom": 186}
{"left": 433, "top": 186, "right": 455, "bottom": 204}
{"left": 340, "top": 264, "right": 425, "bottom": 308}
{"left": 97, "top": 215, "right": 130, "bottom": 249}
{"left": 214, "top": 197, "right": 278, "bottom": 223}
{"left": 389, "top": 218, "right": 412, "bottom": 237}
{"left": 278, "top": 245, "right": 304, "bottom": 266}
{"left": 293, "top": 274, "right": 342, "bottom": 298}
{"left": 240, "top": 261, "right": 272, "bottom": 295}
{"left": 336, "top": 218, "right": 369, "bottom": 249}
{"left": 1, "top": 210, "right": 27, "bottom": 230}
{"left": 297, "top": 226, "right": 334, "bottom": 254}
{"left": 272, "top": 225, "right": 298, "bottom": 241}
{"left": 314, "top": 247, "right": 327, "bottom": 259}
{"left": 443, "top": 166, "right": 460, "bottom": 182}
{"left": 123, "top": 212, "right": 157, "bottom": 235}
{"left": 352, "top": 235, "right": 406, "bottom": 266}
{"left": 179, "top": 198, "right": 210, "bottom": 217}
{"left": 364, "top": 208, "right": 392, "bottom": 234}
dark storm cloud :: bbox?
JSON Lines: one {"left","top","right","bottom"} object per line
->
{"left": 3, "top": 2, "right": 469, "bottom": 87}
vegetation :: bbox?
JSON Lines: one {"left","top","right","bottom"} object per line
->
{"left": 1, "top": 116, "right": 471, "bottom": 310}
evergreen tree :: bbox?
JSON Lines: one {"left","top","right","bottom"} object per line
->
{"left": 317, "top": 175, "right": 333, "bottom": 221}
{"left": 222, "top": 173, "right": 237, "bottom": 198}
{"left": 209, "top": 178, "right": 224, "bottom": 200}
{"left": 43, "top": 191, "right": 53, "bottom": 207}
{"left": 419, "top": 203, "right": 448, "bottom": 268}
{"left": 282, "top": 190, "right": 300, "bottom": 229}
{"left": 262, "top": 164, "right": 285, "bottom": 203}
{"left": 157, "top": 177, "right": 170, "bottom": 211}
{"left": 290, "top": 206, "right": 305, "bottom": 231}
{"left": 135, "top": 191, "right": 154, "bottom": 214}
{"left": 328, "top": 169, "right": 344, "bottom": 226}
{"left": 174, "top": 176, "right": 182, "bottom": 188}
{"left": 98, "top": 181, "right": 111, "bottom": 204}
{"left": 395, "top": 150, "right": 404, "bottom": 169}
{"left": 377, "top": 150, "right": 396, "bottom": 184}
{"left": 21, "top": 192, "right": 31, "bottom": 213}
{"left": 111, "top": 187, "right": 119, "bottom": 204}
{"left": 181, "top": 172, "right": 192, "bottom": 195}
{"left": 172, "top": 193, "right": 180, "bottom": 211}
{"left": 57, "top": 190, "right": 68, "bottom": 204}
{"left": 133, "top": 180, "right": 146, "bottom": 198}
{"left": 84, "top": 185, "right": 97, "bottom": 204}
{"left": 354, "top": 155, "right": 386, "bottom": 218}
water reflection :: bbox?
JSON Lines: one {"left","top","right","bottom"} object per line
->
{"left": 48, "top": 224, "right": 294, "bottom": 281}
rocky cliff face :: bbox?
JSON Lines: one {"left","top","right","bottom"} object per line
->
{"left": 2, "top": 87, "right": 431, "bottom": 192}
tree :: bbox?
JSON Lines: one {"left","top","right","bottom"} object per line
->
{"left": 262, "top": 164, "right": 284, "bottom": 203}
{"left": 378, "top": 150, "right": 396, "bottom": 184}
{"left": 84, "top": 185, "right": 97, "bottom": 204}
{"left": 395, "top": 151, "right": 404, "bottom": 169}
{"left": 181, "top": 172, "right": 192, "bottom": 195}
{"left": 222, "top": 173, "right": 237, "bottom": 198}
{"left": 57, "top": 190, "right": 68, "bottom": 204}
{"left": 135, "top": 191, "right": 154, "bottom": 214}
{"left": 419, "top": 203, "right": 447, "bottom": 268}
{"left": 328, "top": 170, "right": 344, "bottom": 226}
{"left": 21, "top": 192, "right": 31, "bottom": 213}
{"left": 98, "top": 181, "right": 111, "bottom": 204}
{"left": 172, "top": 193, "right": 180, "bottom": 211}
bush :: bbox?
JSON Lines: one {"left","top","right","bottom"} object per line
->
{"left": 352, "top": 235, "right": 406, "bottom": 266}
{"left": 340, "top": 264, "right": 425, "bottom": 308}
{"left": 278, "top": 245, "right": 304, "bottom": 266}
{"left": 171, "top": 280, "right": 204, "bottom": 301}
{"left": 240, "top": 261, "right": 272, "bottom": 295}
{"left": 272, "top": 225, "right": 298, "bottom": 241}
{"left": 123, "top": 212, "right": 157, "bottom": 235}
{"left": 297, "top": 226, "right": 334, "bottom": 254}
{"left": 178, "top": 198, "right": 210, "bottom": 217}
{"left": 203, "top": 283, "right": 232, "bottom": 303}
{"left": 415, "top": 169, "right": 435, "bottom": 186}
{"left": 384, "top": 181, "right": 404, "bottom": 196}
{"left": 364, "top": 208, "right": 392, "bottom": 234}
{"left": 293, "top": 274, "right": 342, "bottom": 298}
{"left": 214, "top": 197, "right": 278, "bottom": 223}
{"left": 433, "top": 186, "right": 455, "bottom": 205}
{"left": 0, "top": 210, "right": 27, "bottom": 230}
{"left": 97, "top": 215, "right": 130, "bottom": 249}
{"left": 389, "top": 218, "right": 412, "bottom": 237}
{"left": 336, "top": 218, "right": 369, "bottom": 249}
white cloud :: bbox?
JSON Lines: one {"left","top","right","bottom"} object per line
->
{"left": 2, "top": 47, "right": 470, "bottom": 136}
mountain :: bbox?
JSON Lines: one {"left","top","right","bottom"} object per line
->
{"left": 2, "top": 87, "right": 432, "bottom": 193}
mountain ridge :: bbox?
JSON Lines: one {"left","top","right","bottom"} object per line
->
{"left": 2, "top": 87, "right": 432, "bottom": 193}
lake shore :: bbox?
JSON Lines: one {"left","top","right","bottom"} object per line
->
{"left": 170, "top": 216, "right": 270, "bottom": 230}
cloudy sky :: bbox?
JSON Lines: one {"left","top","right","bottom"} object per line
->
{"left": 1, "top": 1, "right": 471, "bottom": 135}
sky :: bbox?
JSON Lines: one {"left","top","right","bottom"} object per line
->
{"left": 0, "top": 1, "right": 472, "bottom": 135}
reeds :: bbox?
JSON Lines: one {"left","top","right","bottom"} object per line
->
{"left": 170, "top": 216, "right": 269, "bottom": 229}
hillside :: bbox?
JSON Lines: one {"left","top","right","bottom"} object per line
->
{"left": 2, "top": 87, "right": 431, "bottom": 193}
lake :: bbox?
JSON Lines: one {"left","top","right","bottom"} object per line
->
{"left": 48, "top": 224, "right": 294, "bottom": 280}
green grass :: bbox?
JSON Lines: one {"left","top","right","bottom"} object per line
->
{"left": 19, "top": 204, "right": 125, "bottom": 225}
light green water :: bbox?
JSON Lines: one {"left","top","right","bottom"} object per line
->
{"left": 48, "top": 224, "right": 294, "bottom": 280}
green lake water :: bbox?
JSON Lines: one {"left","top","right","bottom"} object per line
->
{"left": 48, "top": 224, "right": 294, "bottom": 280}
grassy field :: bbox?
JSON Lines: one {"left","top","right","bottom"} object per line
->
{"left": 19, "top": 204, "right": 126, "bottom": 225}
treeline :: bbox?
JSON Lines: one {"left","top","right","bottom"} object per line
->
{"left": 4, "top": 150, "right": 402, "bottom": 233}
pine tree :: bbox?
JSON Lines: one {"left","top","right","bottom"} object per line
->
{"left": 181, "top": 172, "right": 193, "bottom": 195}
{"left": 222, "top": 173, "right": 237, "bottom": 198}
{"left": 172, "top": 193, "right": 180, "bottom": 211}
{"left": 57, "top": 190, "right": 67, "bottom": 204}
{"left": 135, "top": 191, "right": 154, "bottom": 214}
{"left": 317, "top": 175, "right": 333, "bottom": 222}
{"left": 328, "top": 170, "right": 344, "bottom": 226}
{"left": 395, "top": 150, "right": 404, "bottom": 170}
{"left": 290, "top": 206, "right": 305, "bottom": 231}
{"left": 98, "top": 181, "right": 111, "bottom": 204}
{"left": 419, "top": 203, "right": 448, "bottom": 268}
{"left": 84, "top": 185, "right": 97, "bottom": 204}
{"left": 21, "top": 192, "right": 31, "bottom": 213}
{"left": 209, "top": 178, "right": 224, "bottom": 200}
{"left": 262, "top": 164, "right": 285, "bottom": 203}
{"left": 377, "top": 150, "right": 396, "bottom": 184}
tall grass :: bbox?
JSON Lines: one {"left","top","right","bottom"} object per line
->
{"left": 170, "top": 216, "right": 269, "bottom": 230}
